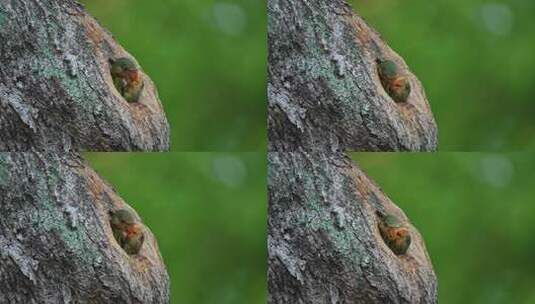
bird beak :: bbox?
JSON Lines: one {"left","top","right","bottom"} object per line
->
{"left": 126, "top": 223, "right": 143, "bottom": 236}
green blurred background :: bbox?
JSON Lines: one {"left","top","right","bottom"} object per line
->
{"left": 86, "top": 153, "right": 267, "bottom": 304}
{"left": 80, "top": 0, "right": 266, "bottom": 151}
{"left": 77, "top": 0, "right": 535, "bottom": 301}
{"left": 353, "top": 153, "right": 535, "bottom": 304}
{"left": 351, "top": 0, "right": 535, "bottom": 150}
{"left": 80, "top": 0, "right": 535, "bottom": 151}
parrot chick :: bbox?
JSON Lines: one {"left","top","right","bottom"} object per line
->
{"left": 377, "top": 213, "right": 411, "bottom": 255}
{"left": 110, "top": 57, "right": 144, "bottom": 103}
{"left": 376, "top": 59, "right": 411, "bottom": 103}
{"left": 110, "top": 209, "right": 145, "bottom": 255}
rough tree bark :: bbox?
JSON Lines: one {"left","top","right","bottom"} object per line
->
{"left": 268, "top": 152, "right": 437, "bottom": 303}
{"left": 0, "top": 152, "right": 170, "bottom": 303}
{"left": 0, "top": 0, "right": 170, "bottom": 151}
{"left": 268, "top": 0, "right": 438, "bottom": 151}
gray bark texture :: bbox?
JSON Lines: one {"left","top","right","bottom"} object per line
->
{"left": 0, "top": 152, "right": 170, "bottom": 303}
{"left": 268, "top": 0, "right": 438, "bottom": 151}
{"left": 268, "top": 152, "right": 437, "bottom": 303}
{"left": 0, "top": 0, "right": 170, "bottom": 151}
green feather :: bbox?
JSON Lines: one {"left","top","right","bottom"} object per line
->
{"left": 383, "top": 214, "right": 403, "bottom": 228}
{"left": 378, "top": 60, "right": 399, "bottom": 79}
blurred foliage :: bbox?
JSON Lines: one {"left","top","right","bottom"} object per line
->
{"left": 80, "top": 0, "right": 266, "bottom": 151}
{"left": 350, "top": 0, "right": 535, "bottom": 150}
{"left": 77, "top": 0, "right": 535, "bottom": 302}
{"left": 86, "top": 153, "right": 267, "bottom": 304}
{"left": 79, "top": 0, "right": 535, "bottom": 151}
{"left": 353, "top": 153, "right": 535, "bottom": 304}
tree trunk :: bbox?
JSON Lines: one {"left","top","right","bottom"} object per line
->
{"left": 268, "top": 0, "right": 438, "bottom": 151}
{"left": 0, "top": 0, "right": 170, "bottom": 151}
{"left": 268, "top": 152, "right": 437, "bottom": 303}
{"left": 0, "top": 152, "right": 170, "bottom": 304}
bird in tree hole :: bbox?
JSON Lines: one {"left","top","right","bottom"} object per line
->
{"left": 110, "top": 209, "right": 145, "bottom": 255}
{"left": 377, "top": 212, "right": 411, "bottom": 255}
{"left": 376, "top": 59, "right": 411, "bottom": 103}
{"left": 110, "top": 57, "right": 144, "bottom": 103}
